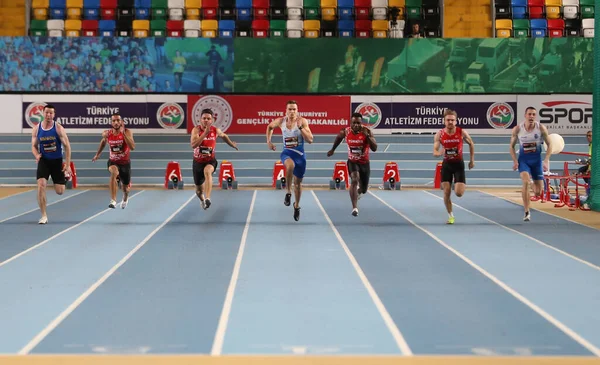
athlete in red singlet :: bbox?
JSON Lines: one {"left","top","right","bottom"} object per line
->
{"left": 327, "top": 113, "right": 378, "bottom": 217}
{"left": 433, "top": 109, "right": 475, "bottom": 224}
{"left": 190, "top": 108, "right": 238, "bottom": 210}
{"left": 92, "top": 113, "right": 136, "bottom": 209}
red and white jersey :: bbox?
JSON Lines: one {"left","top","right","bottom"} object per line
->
{"left": 193, "top": 125, "right": 218, "bottom": 163}
{"left": 345, "top": 127, "right": 370, "bottom": 164}
{"left": 439, "top": 127, "right": 463, "bottom": 162}
{"left": 107, "top": 130, "right": 131, "bottom": 164}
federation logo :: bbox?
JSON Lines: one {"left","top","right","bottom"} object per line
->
{"left": 354, "top": 102, "right": 382, "bottom": 129}
{"left": 191, "top": 95, "right": 233, "bottom": 132}
{"left": 486, "top": 102, "right": 515, "bottom": 129}
{"left": 156, "top": 102, "right": 185, "bottom": 129}
{"left": 25, "top": 102, "right": 48, "bottom": 128}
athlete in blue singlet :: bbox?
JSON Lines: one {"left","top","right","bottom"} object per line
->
{"left": 31, "top": 104, "right": 72, "bottom": 224}
{"left": 266, "top": 100, "right": 314, "bottom": 221}
{"left": 509, "top": 106, "right": 551, "bottom": 222}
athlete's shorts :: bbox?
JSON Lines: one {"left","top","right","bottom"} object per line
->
{"left": 281, "top": 149, "right": 306, "bottom": 179}
{"left": 37, "top": 157, "right": 66, "bottom": 185}
{"left": 107, "top": 160, "right": 132, "bottom": 186}
{"left": 193, "top": 159, "right": 218, "bottom": 186}
{"left": 347, "top": 160, "right": 370, "bottom": 194}
{"left": 441, "top": 160, "right": 466, "bottom": 184}
{"left": 518, "top": 157, "right": 543, "bottom": 181}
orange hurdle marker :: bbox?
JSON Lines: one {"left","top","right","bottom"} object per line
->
{"left": 219, "top": 160, "right": 238, "bottom": 189}
{"left": 165, "top": 161, "right": 184, "bottom": 189}
{"left": 383, "top": 161, "right": 401, "bottom": 190}
{"left": 273, "top": 160, "right": 287, "bottom": 189}
{"left": 329, "top": 161, "right": 349, "bottom": 190}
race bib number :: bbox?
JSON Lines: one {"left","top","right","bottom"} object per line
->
{"left": 200, "top": 146, "right": 213, "bottom": 156}
{"left": 284, "top": 137, "right": 298, "bottom": 148}
{"left": 445, "top": 147, "right": 458, "bottom": 156}
{"left": 523, "top": 142, "right": 537, "bottom": 154}
{"left": 43, "top": 142, "right": 57, "bottom": 153}
{"left": 350, "top": 147, "right": 363, "bottom": 156}
{"left": 111, "top": 145, "right": 123, "bottom": 153}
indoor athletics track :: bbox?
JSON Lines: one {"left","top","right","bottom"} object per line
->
{"left": 1, "top": 187, "right": 600, "bottom": 365}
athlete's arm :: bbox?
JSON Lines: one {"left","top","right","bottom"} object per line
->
{"left": 56, "top": 123, "right": 72, "bottom": 170}
{"left": 217, "top": 128, "right": 238, "bottom": 150}
{"left": 540, "top": 124, "right": 551, "bottom": 170}
{"left": 364, "top": 127, "right": 378, "bottom": 152}
{"left": 433, "top": 131, "right": 443, "bottom": 157}
{"left": 31, "top": 125, "right": 41, "bottom": 163}
{"left": 509, "top": 125, "right": 520, "bottom": 170}
{"left": 190, "top": 126, "right": 209, "bottom": 149}
{"left": 298, "top": 118, "right": 314, "bottom": 144}
{"left": 462, "top": 129, "right": 475, "bottom": 169}
{"left": 327, "top": 128, "right": 347, "bottom": 157}
{"left": 123, "top": 128, "right": 136, "bottom": 151}
{"left": 92, "top": 130, "right": 108, "bottom": 162}
{"left": 266, "top": 117, "right": 283, "bottom": 150}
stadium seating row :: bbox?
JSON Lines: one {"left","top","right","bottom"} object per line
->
{"left": 30, "top": 18, "right": 438, "bottom": 37}
{"left": 494, "top": 0, "right": 595, "bottom": 37}
{"left": 31, "top": 0, "right": 439, "bottom": 22}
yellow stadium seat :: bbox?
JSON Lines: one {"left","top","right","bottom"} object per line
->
{"left": 202, "top": 19, "right": 217, "bottom": 37}
{"left": 65, "top": 19, "right": 81, "bottom": 36}
{"left": 32, "top": 8, "right": 48, "bottom": 20}
{"left": 545, "top": 0, "right": 561, "bottom": 5}
{"left": 32, "top": 0, "right": 49, "bottom": 7}
{"left": 66, "top": 0, "right": 83, "bottom": 19}
{"left": 495, "top": 18, "right": 512, "bottom": 37}
{"left": 185, "top": 0, "right": 201, "bottom": 19}
{"left": 372, "top": 19, "right": 388, "bottom": 38}
{"left": 320, "top": 0, "right": 336, "bottom": 21}
{"left": 303, "top": 20, "right": 320, "bottom": 37}
{"left": 546, "top": 6, "right": 561, "bottom": 18}
{"left": 388, "top": 0, "right": 405, "bottom": 7}
{"left": 133, "top": 19, "right": 150, "bottom": 37}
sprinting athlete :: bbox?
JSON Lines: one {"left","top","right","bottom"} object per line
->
{"left": 190, "top": 108, "right": 238, "bottom": 210}
{"left": 433, "top": 109, "right": 475, "bottom": 224}
{"left": 31, "top": 104, "right": 72, "bottom": 224}
{"left": 509, "top": 106, "right": 551, "bottom": 221}
{"left": 92, "top": 113, "right": 135, "bottom": 209}
{"left": 266, "top": 100, "right": 314, "bottom": 221}
{"left": 327, "top": 112, "right": 377, "bottom": 217}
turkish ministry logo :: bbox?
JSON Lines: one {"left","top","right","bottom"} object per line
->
{"left": 157, "top": 102, "right": 185, "bottom": 129}
{"left": 25, "top": 102, "right": 47, "bottom": 128}
{"left": 191, "top": 95, "right": 233, "bottom": 132}
{"left": 486, "top": 102, "right": 515, "bottom": 129}
{"left": 354, "top": 102, "right": 382, "bottom": 129}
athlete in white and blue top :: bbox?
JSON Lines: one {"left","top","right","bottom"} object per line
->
{"left": 509, "top": 106, "right": 552, "bottom": 222}
{"left": 266, "top": 100, "right": 314, "bottom": 222}
{"left": 31, "top": 104, "right": 72, "bottom": 224}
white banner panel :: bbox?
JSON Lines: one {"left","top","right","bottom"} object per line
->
{"left": 517, "top": 94, "right": 593, "bottom": 135}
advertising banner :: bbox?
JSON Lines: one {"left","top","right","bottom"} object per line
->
{"left": 21, "top": 95, "right": 187, "bottom": 133}
{"left": 351, "top": 95, "right": 518, "bottom": 134}
{"left": 186, "top": 95, "right": 351, "bottom": 134}
{"left": 517, "top": 95, "right": 593, "bottom": 135}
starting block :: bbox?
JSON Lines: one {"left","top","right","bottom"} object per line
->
{"left": 383, "top": 161, "right": 401, "bottom": 190}
{"left": 219, "top": 160, "right": 238, "bottom": 190}
{"left": 329, "top": 161, "right": 349, "bottom": 190}
{"left": 273, "top": 160, "right": 287, "bottom": 189}
{"left": 63, "top": 161, "right": 77, "bottom": 189}
{"left": 165, "top": 161, "right": 184, "bottom": 190}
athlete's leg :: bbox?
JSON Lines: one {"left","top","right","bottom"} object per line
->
{"left": 518, "top": 159, "right": 534, "bottom": 220}
{"left": 203, "top": 163, "right": 215, "bottom": 208}
{"left": 37, "top": 177, "right": 48, "bottom": 223}
{"left": 119, "top": 164, "right": 131, "bottom": 208}
{"left": 530, "top": 160, "right": 544, "bottom": 198}
{"left": 292, "top": 155, "right": 307, "bottom": 221}
{"left": 359, "top": 162, "right": 370, "bottom": 195}
{"left": 108, "top": 164, "right": 119, "bottom": 208}
{"left": 350, "top": 171, "right": 360, "bottom": 210}
{"left": 440, "top": 162, "right": 455, "bottom": 223}
{"left": 50, "top": 159, "right": 66, "bottom": 196}
{"left": 281, "top": 151, "right": 294, "bottom": 206}
{"left": 453, "top": 162, "right": 466, "bottom": 197}
{"left": 193, "top": 161, "right": 207, "bottom": 209}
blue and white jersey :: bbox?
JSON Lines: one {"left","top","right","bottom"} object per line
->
{"left": 518, "top": 121, "right": 543, "bottom": 160}
{"left": 37, "top": 121, "right": 63, "bottom": 159}
{"left": 282, "top": 117, "right": 305, "bottom": 155}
